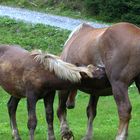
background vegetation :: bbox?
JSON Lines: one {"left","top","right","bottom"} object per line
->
{"left": 0, "top": 17, "right": 69, "bottom": 54}
{"left": 1, "top": 0, "right": 140, "bottom": 25}
{"left": 0, "top": 17, "right": 140, "bottom": 140}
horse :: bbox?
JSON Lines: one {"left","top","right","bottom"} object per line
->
{"left": 57, "top": 22, "right": 140, "bottom": 140}
{"left": 0, "top": 45, "right": 104, "bottom": 140}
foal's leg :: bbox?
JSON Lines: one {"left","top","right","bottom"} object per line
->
{"left": 57, "top": 90, "right": 74, "bottom": 140}
{"left": 27, "top": 96, "right": 38, "bottom": 140}
{"left": 43, "top": 91, "right": 55, "bottom": 140}
{"left": 66, "top": 89, "right": 77, "bottom": 109}
{"left": 7, "top": 96, "right": 21, "bottom": 140}
{"left": 82, "top": 95, "right": 99, "bottom": 140}
{"left": 112, "top": 81, "right": 132, "bottom": 140}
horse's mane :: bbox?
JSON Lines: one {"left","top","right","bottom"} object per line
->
{"left": 31, "top": 50, "right": 94, "bottom": 83}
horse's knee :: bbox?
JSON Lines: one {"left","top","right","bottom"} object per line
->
{"left": 57, "top": 108, "right": 61, "bottom": 118}
{"left": 66, "top": 90, "right": 77, "bottom": 109}
{"left": 57, "top": 102, "right": 66, "bottom": 119}
{"left": 7, "top": 101, "right": 12, "bottom": 112}
{"left": 57, "top": 107, "right": 64, "bottom": 120}
{"left": 119, "top": 104, "right": 132, "bottom": 122}
{"left": 86, "top": 105, "right": 97, "bottom": 119}
{"left": 86, "top": 105, "right": 90, "bottom": 118}
{"left": 27, "top": 115, "right": 37, "bottom": 130}
{"left": 46, "top": 108, "right": 54, "bottom": 123}
{"left": 7, "top": 99, "right": 15, "bottom": 114}
{"left": 66, "top": 99, "right": 75, "bottom": 109}
{"left": 111, "top": 81, "right": 132, "bottom": 120}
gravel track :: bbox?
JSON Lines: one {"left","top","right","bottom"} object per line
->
{"left": 0, "top": 5, "right": 109, "bottom": 31}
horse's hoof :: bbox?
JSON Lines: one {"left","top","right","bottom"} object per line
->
{"left": 66, "top": 101, "right": 75, "bottom": 109}
{"left": 61, "top": 130, "right": 74, "bottom": 140}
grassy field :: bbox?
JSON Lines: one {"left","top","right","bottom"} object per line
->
{"left": 0, "top": 17, "right": 70, "bottom": 54}
{"left": 0, "top": 86, "right": 140, "bottom": 140}
{"left": 0, "top": 17, "right": 140, "bottom": 140}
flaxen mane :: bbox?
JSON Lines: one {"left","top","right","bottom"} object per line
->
{"left": 31, "top": 50, "right": 94, "bottom": 83}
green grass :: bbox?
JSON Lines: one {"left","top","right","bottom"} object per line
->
{"left": 0, "top": 17, "right": 70, "bottom": 54}
{"left": 0, "top": 86, "right": 140, "bottom": 140}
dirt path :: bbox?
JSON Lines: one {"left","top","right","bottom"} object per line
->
{"left": 0, "top": 5, "right": 109, "bottom": 30}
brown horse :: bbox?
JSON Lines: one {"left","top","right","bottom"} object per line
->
{"left": 57, "top": 22, "right": 140, "bottom": 140}
{"left": 0, "top": 45, "right": 104, "bottom": 140}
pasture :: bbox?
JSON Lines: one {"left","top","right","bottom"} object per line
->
{"left": 0, "top": 17, "right": 140, "bottom": 140}
{"left": 0, "top": 86, "right": 140, "bottom": 140}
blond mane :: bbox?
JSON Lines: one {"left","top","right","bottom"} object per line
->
{"left": 31, "top": 50, "right": 94, "bottom": 83}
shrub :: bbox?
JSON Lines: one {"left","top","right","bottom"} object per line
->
{"left": 84, "top": 0, "right": 140, "bottom": 25}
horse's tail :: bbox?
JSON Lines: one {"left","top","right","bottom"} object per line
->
{"left": 31, "top": 50, "right": 96, "bottom": 83}
{"left": 134, "top": 75, "right": 140, "bottom": 93}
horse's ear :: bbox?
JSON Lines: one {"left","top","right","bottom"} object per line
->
{"left": 80, "top": 65, "right": 106, "bottom": 79}
{"left": 80, "top": 64, "right": 97, "bottom": 79}
{"left": 92, "top": 67, "right": 106, "bottom": 79}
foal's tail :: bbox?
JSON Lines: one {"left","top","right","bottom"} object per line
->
{"left": 31, "top": 50, "right": 97, "bottom": 83}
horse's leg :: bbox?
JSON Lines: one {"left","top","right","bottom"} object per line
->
{"left": 57, "top": 90, "right": 74, "bottom": 140}
{"left": 7, "top": 96, "right": 21, "bottom": 140}
{"left": 43, "top": 91, "right": 55, "bottom": 140}
{"left": 27, "top": 95, "right": 38, "bottom": 140}
{"left": 111, "top": 81, "right": 131, "bottom": 140}
{"left": 66, "top": 89, "right": 77, "bottom": 109}
{"left": 82, "top": 95, "right": 99, "bottom": 140}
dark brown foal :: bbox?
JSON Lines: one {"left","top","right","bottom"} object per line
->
{"left": 0, "top": 45, "right": 101, "bottom": 140}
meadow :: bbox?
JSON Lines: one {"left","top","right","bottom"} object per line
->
{"left": 0, "top": 17, "right": 140, "bottom": 140}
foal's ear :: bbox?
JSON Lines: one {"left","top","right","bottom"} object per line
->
{"left": 80, "top": 64, "right": 98, "bottom": 79}
{"left": 83, "top": 64, "right": 106, "bottom": 79}
{"left": 80, "top": 72, "right": 89, "bottom": 79}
